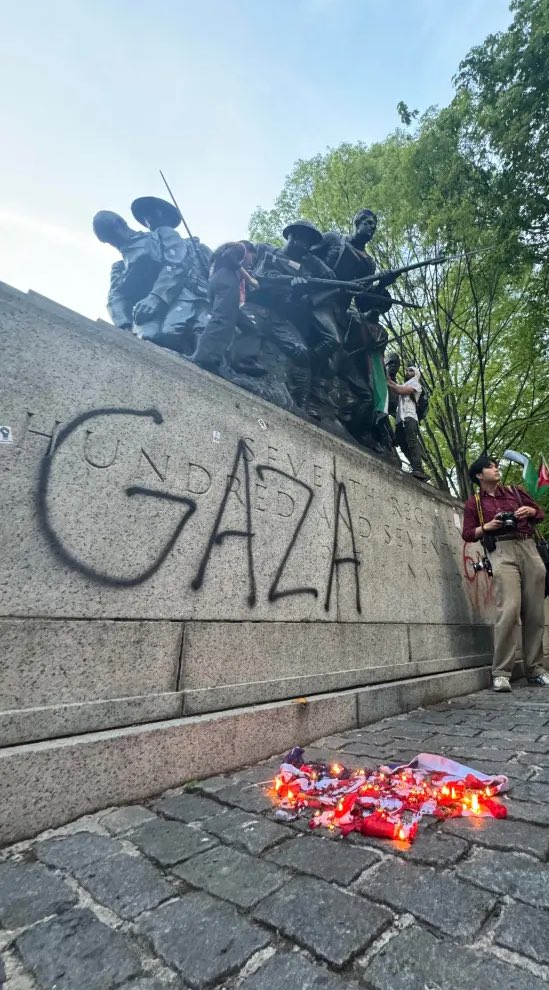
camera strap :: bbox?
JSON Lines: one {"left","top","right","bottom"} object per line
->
{"left": 474, "top": 491, "right": 485, "bottom": 529}
{"left": 474, "top": 491, "right": 496, "bottom": 554}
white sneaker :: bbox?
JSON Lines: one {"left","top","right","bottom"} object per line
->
{"left": 528, "top": 672, "right": 549, "bottom": 686}
{"left": 493, "top": 676, "right": 512, "bottom": 692}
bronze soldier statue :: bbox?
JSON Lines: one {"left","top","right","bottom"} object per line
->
{"left": 252, "top": 220, "right": 352, "bottom": 432}
{"left": 314, "top": 209, "right": 395, "bottom": 455}
{"left": 93, "top": 210, "right": 191, "bottom": 350}
{"left": 131, "top": 197, "right": 212, "bottom": 353}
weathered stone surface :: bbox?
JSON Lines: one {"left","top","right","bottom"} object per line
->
{"left": 425, "top": 743, "right": 518, "bottom": 763}
{"left": 504, "top": 798, "right": 549, "bottom": 827}
{"left": 0, "top": 287, "right": 493, "bottom": 785}
{"left": 0, "top": 691, "right": 184, "bottom": 748}
{"left": 265, "top": 835, "right": 379, "bottom": 885}
{"left": 121, "top": 981, "right": 181, "bottom": 990}
{"left": 364, "top": 925, "right": 546, "bottom": 990}
{"left": 501, "top": 781, "right": 549, "bottom": 804}
{"left": 494, "top": 902, "right": 549, "bottom": 965}
{"left": 443, "top": 817, "right": 549, "bottom": 859}
{"left": 0, "top": 861, "right": 76, "bottom": 928}
{"left": 354, "top": 826, "right": 468, "bottom": 867}
{"left": 457, "top": 848, "right": 549, "bottom": 907}
{"left": 127, "top": 820, "right": 217, "bottom": 866}
{"left": 34, "top": 831, "right": 123, "bottom": 871}
{"left": 480, "top": 728, "right": 543, "bottom": 744}
{"left": 101, "top": 805, "right": 158, "bottom": 834}
{"left": 71, "top": 853, "right": 173, "bottom": 920}
{"left": 357, "top": 668, "right": 491, "bottom": 726}
{"left": 0, "top": 617, "right": 182, "bottom": 744}
{"left": 173, "top": 844, "right": 286, "bottom": 907}
{"left": 152, "top": 792, "right": 227, "bottom": 823}
{"left": 201, "top": 808, "right": 288, "bottom": 854}
{"left": 240, "top": 952, "right": 349, "bottom": 989}
{"left": 0, "top": 690, "right": 358, "bottom": 845}
{"left": 409, "top": 623, "right": 492, "bottom": 663}
{"left": 518, "top": 752, "right": 549, "bottom": 767}
{"left": 183, "top": 622, "right": 410, "bottom": 713}
{"left": 212, "top": 781, "right": 272, "bottom": 814}
{"left": 136, "top": 893, "right": 269, "bottom": 988}
{"left": 253, "top": 875, "right": 391, "bottom": 967}
{"left": 0, "top": 289, "right": 485, "bottom": 629}
{"left": 15, "top": 908, "right": 141, "bottom": 990}
{"left": 358, "top": 860, "right": 495, "bottom": 936}
{"left": 532, "top": 766, "right": 549, "bottom": 782}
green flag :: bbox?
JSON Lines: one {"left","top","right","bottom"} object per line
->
{"left": 370, "top": 352, "right": 389, "bottom": 415}
{"left": 524, "top": 457, "right": 540, "bottom": 496}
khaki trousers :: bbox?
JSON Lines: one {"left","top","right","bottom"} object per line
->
{"left": 488, "top": 538, "right": 547, "bottom": 679}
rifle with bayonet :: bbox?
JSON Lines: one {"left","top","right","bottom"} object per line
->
{"left": 254, "top": 272, "right": 423, "bottom": 310}
{"left": 353, "top": 255, "right": 448, "bottom": 289}
{"left": 254, "top": 253, "right": 450, "bottom": 311}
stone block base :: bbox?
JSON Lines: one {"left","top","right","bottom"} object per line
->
{"left": 0, "top": 665, "right": 490, "bottom": 845}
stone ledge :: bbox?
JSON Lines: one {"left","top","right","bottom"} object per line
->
{"left": 0, "top": 666, "right": 489, "bottom": 844}
{"left": 0, "top": 691, "right": 184, "bottom": 747}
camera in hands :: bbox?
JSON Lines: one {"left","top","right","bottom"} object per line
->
{"left": 495, "top": 511, "right": 518, "bottom": 531}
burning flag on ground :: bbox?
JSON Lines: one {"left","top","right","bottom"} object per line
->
{"left": 267, "top": 749, "right": 508, "bottom": 843}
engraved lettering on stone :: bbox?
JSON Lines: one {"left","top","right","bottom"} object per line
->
{"left": 226, "top": 474, "right": 245, "bottom": 506}
{"left": 287, "top": 453, "right": 305, "bottom": 478}
{"left": 390, "top": 495, "right": 402, "bottom": 518}
{"left": 21, "top": 412, "right": 62, "bottom": 456}
{"left": 186, "top": 463, "right": 212, "bottom": 495}
{"left": 138, "top": 446, "right": 169, "bottom": 482}
{"left": 276, "top": 490, "right": 295, "bottom": 517}
{"left": 255, "top": 482, "right": 267, "bottom": 512}
{"left": 359, "top": 515, "right": 372, "bottom": 539}
{"left": 83, "top": 430, "right": 120, "bottom": 469}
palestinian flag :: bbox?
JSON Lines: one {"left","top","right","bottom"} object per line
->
{"left": 524, "top": 455, "right": 549, "bottom": 496}
{"left": 370, "top": 352, "right": 389, "bottom": 416}
{"left": 539, "top": 457, "right": 549, "bottom": 489}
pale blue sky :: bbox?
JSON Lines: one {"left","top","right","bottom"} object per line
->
{"left": 1, "top": 0, "right": 512, "bottom": 319}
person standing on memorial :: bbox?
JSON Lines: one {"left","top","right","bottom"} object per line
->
{"left": 386, "top": 365, "right": 430, "bottom": 482}
{"left": 462, "top": 455, "right": 548, "bottom": 692}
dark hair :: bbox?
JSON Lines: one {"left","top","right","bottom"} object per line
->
{"left": 210, "top": 241, "right": 246, "bottom": 273}
{"left": 468, "top": 454, "right": 498, "bottom": 485}
{"left": 353, "top": 208, "right": 377, "bottom": 225}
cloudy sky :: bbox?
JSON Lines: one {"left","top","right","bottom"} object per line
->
{"left": 1, "top": 0, "right": 512, "bottom": 320}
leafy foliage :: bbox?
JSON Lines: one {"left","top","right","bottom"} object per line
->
{"left": 456, "top": 0, "right": 549, "bottom": 251}
{"left": 249, "top": 0, "right": 549, "bottom": 501}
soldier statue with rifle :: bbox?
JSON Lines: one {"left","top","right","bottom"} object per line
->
{"left": 93, "top": 179, "right": 444, "bottom": 473}
{"left": 312, "top": 209, "right": 396, "bottom": 454}
{"left": 251, "top": 220, "right": 362, "bottom": 440}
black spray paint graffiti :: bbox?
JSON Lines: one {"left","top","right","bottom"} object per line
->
{"left": 191, "top": 438, "right": 257, "bottom": 607}
{"left": 325, "top": 481, "right": 361, "bottom": 614}
{"left": 256, "top": 464, "right": 317, "bottom": 603}
{"left": 36, "top": 407, "right": 362, "bottom": 611}
{"left": 37, "top": 407, "right": 197, "bottom": 588}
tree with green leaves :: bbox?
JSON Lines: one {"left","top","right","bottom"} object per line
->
{"left": 456, "top": 0, "right": 549, "bottom": 254}
{"left": 249, "top": 105, "right": 549, "bottom": 500}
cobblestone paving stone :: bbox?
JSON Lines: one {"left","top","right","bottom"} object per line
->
{"left": 1, "top": 685, "right": 549, "bottom": 989}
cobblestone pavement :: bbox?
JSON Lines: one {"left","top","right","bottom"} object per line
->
{"left": 2, "top": 686, "right": 549, "bottom": 990}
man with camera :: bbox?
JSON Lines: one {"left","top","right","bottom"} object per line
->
{"left": 462, "top": 455, "right": 548, "bottom": 692}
